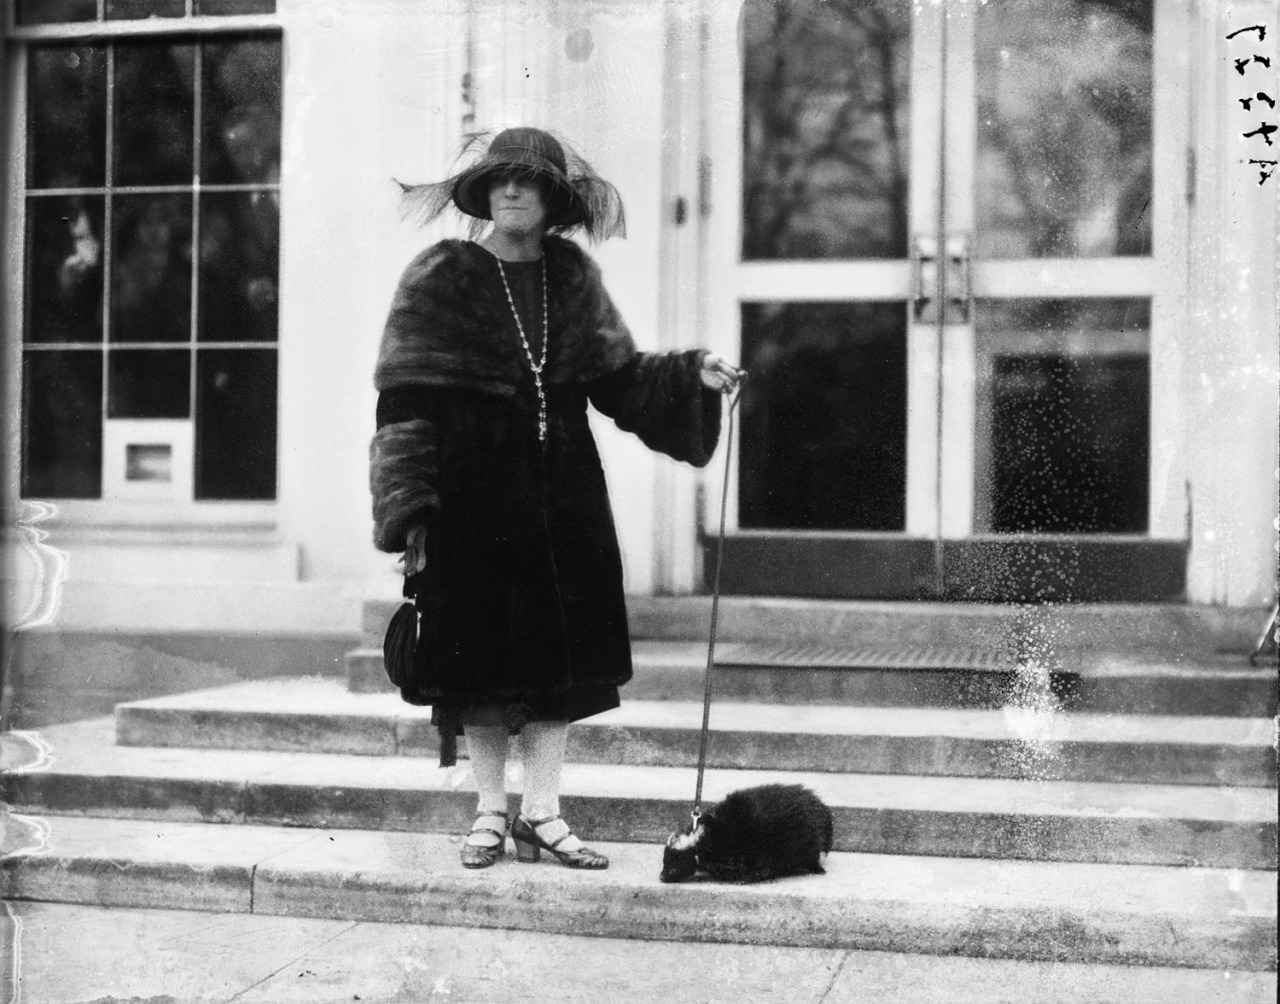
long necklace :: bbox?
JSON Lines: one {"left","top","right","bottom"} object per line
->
{"left": 494, "top": 256, "right": 549, "bottom": 443}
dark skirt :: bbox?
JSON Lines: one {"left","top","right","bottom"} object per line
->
{"left": 431, "top": 685, "right": 621, "bottom": 735}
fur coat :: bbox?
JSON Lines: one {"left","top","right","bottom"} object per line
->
{"left": 370, "top": 236, "right": 721, "bottom": 763}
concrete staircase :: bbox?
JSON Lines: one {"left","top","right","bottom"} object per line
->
{"left": 2, "top": 598, "right": 1276, "bottom": 971}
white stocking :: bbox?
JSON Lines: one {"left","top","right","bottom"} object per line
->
{"left": 463, "top": 725, "right": 509, "bottom": 847}
{"left": 519, "top": 720, "right": 582, "bottom": 852}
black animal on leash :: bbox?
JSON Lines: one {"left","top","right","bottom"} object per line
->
{"left": 660, "top": 784, "right": 834, "bottom": 884}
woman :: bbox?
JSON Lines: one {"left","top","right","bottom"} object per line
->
{"left": 370, "top": 128, "right": 743, "bottom": 871}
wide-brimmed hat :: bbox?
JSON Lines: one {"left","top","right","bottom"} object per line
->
{"left": 396, "top": 127, "right": 626, "bottom": 242}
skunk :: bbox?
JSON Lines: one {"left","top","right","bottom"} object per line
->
{"left": 660, "top": 783, "right": 834, "bottom": 884}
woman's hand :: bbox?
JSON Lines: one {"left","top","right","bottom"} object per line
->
{"left": 700, "top": 353, "right": 746, "bottom": 394}
{"left": 402, "top": 523, "right": 428, "bottom": 575}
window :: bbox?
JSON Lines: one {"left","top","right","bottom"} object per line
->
{"left": 15, "top": 2, "right": 281, "bottom": 502}
{"left": 14, "top": 1, "right": 277, "bottom": 26}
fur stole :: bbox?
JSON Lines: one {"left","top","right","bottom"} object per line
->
{"left": 373, "top": 236, "right": 638, "bottom": 397}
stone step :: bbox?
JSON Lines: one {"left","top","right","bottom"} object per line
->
{"left": 12, "top": 903, "right": 1279, "bottom": 1004}
{"left": 1, "top": 814, "right": 1273, "bottom": 971}
{"left": 363, "top": 596, "right": 1269, "bottom": 655}
{"left": 6, "top": 629, "right": 355, "bottom": 732}
{"left": 347, "top": 642, "right": 1276, "bottom": 717}
{"left": 114, "top": 678, "right": 1278, "bottom": 787}
{"left": 4, "top": 721, "right": 1275, "bottom": 869}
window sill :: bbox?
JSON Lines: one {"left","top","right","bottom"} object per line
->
{"left": 6, "top": 15, "right": 282, "bottom": 43}
{"left": 11, "top": 499, "right": 278, "bottom": 535}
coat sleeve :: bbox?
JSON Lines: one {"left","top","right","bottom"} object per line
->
{"left": 370, "top": 389, "right": 439, "bottom": 553}
{"left": 587, "top": 349, "right": 723, "bottom": 467}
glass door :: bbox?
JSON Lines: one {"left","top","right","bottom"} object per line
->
{"left": 945, "top": 0, "right": 1155, "bottom": 537}
{"left": 700, "top": 0, "right": 1178, "bottom": 600}
{"left": 712, "top": 0, "right": 943, "bottom": 537}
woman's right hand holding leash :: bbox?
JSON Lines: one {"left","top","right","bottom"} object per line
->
{"left": 700, "top": 353, "right": 747, "bottom": 394}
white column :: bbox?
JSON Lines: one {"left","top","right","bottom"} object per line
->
{"left": 470, "top": 0, "right": 555, "bottom": 129}
{"left": 651, "top": 0, "right": 707, "bottom": 593}
{"left": 699, "top": 0, "right": 745, "bottom": 540}
{"left": 275, "top": 0, "right": 468, "bottom": 587}
{"left": 1147, "top": 0, "right": 1193, "bottom": 540}
{"left": 1183, "top": 0, "right": 1279, "bottom": 606}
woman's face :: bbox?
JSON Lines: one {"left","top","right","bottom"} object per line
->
{"left": 487, "top": 172, "right": 550, "bottom": 237}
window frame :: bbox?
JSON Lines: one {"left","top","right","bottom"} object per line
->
{"left": 7, "top": 1, "right": 280, "bottom": 39}
{"left": 5, "top": 2, "right": 284, "bottom": 528}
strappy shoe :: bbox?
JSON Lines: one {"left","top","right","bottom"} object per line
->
{"left": 460, "top": 812, "right": 509, "bottom": 869}
{"left": 511, "top": 814, "right": 609, "bottom": 869}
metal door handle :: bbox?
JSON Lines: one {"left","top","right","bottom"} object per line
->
{"left": 911, "top": 235, "right": 938, "bottom": 322}
{"left": 912, "top": 234, "right": 970, "bottom": 324}
{"left": 943, "top": 234, "right": 971, "bottom": 324}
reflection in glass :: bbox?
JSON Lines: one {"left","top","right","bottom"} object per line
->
{"left": 975, "top": 0, "right": 1152, "bottom": 258}
{"left": 16, "top": 0, "right": 97, "bottom": 25}
{"left": 26, "top": 196, "right": 105, "bottom": 344}
{"left": 109, "top": 350, "right": 191, "bottom": 418}
{"left": 741, "top": 0, "right": 910, "bottom": 260}
{"left": 196, "top": 349, "right": 277, "bottom": 499}
{"left": 107, "top": 0, "right": 185, "bottom": 18}
{"left": 126, "top": 445, "right": 173, "bottom": 483}
{"left": 740, "top": 303, "right": 906, "bottom": 530}
{"left": 199, "top": 0, "right": 277, "bottom": 13}
{"left": 976, "top": 299, "right": 1149, "bottom": 533}
{"left": 201, "top": 36, "right": 283, "bottom": 185}
{"left": 111, "top": 194, "right": 192, "bottom": 343}
{"left": 199, "top": 192, "right": 279, "bottom": 342}
{"left": 113, "top": 40, "right": 196, "bottom": 187}
{"left": 23, "top": 349, "right": 103, "bottom": 498}
{"left": 28, "top": 45, "right": 107, "bottom": 190}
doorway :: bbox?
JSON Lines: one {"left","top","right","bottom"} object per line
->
{"left": 698, "top": 0, "right": 1186, "bottom": 600}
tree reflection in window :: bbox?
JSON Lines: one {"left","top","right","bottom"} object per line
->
{"left": 976, "top": 0, "right": 1153, "bottom": 258}
{"left": 26, "top": 196, "right": 104, "bottom": 344}
{"left": 113, "top": 40, "right": 195, "bottom": 187}
{"left": 110, "top": 194, "right": 192, "bottom": 343}
{"left": 17, "top": 0, "right": 276, "bottom": 22}
{"left": 21, "top": 32, "right": 281, "bottom": 501}
{"left": 742, "top": 0, "right": 911, "bottom": 261}
{"left": 15, "top": 0, "right": 97, "bottom": 25}
{"left": 106, "top": 0, "right": 185, "bottom": 20}
{"left": 199, "top": 192, "right": 278, "bottom": 342}
{"left": 27, "top": 44, "right": 107, "bottom": 188}
{"left": 202, "top": 36, "right": 282, "bottom": 185}
{"left": 740, "top": 302, "right": 907, "bottom": 531}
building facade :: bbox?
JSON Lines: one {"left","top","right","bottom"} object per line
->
{"left": 3, "top": 0, "right": 1277, "bottom": 656}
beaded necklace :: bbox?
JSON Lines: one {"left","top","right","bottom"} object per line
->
{"left": 493, "top": 255, "right": 549, "bottom": 443}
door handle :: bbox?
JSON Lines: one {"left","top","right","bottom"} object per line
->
{"left": 911, "top": 235, "right": 938, "bottom": 323}
{"left": 911, "top": 234, "right": 970, "bottom": 325}
{"left": 942, "top": 234, "right": 971, "bottom": 324}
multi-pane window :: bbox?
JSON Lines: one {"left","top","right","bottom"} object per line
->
{"left": 18, "top": 2, "right": 280, "bottom": 502}
{"left": 14, "top": 1, "right": 277, "bottom": 26}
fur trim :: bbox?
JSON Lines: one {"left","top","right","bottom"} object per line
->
{"left": 590, "top": 349, "right": 721, "bottom": 468}
{"left": 373, "top": 236, "right": 636, "bottom": 398}
{"left": 370, "top": 419, "right": 438, "bottom": 552}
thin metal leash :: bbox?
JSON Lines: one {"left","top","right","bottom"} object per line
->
{"left": 692, "top": 374, "right": 746, "bottom": 828}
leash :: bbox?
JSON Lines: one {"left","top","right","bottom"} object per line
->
{"left": 691, "top": 374, "right": 747, "bottom": 829}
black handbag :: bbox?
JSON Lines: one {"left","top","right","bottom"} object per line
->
{"left": 382, "top": 573, "right": 419, "bottom": 690}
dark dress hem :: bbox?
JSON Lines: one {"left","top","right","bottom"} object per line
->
{"left": 430, "top": 686, "right": 621, "bottom": 734}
